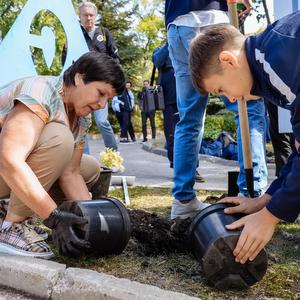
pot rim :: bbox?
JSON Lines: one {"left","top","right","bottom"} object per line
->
{"left": 188, "top": 203, "right": 230, "bottom": 239}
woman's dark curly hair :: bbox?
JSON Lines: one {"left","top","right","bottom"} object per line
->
{"left": 63, "top": 51, "right": 125, "bottom": 95}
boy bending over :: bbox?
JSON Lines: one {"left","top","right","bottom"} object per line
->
{"left": 189, "top": 11, "right": 300, "bottom": 265}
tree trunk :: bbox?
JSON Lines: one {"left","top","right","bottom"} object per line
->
{"left": 261, "top": 0, "right": 271, "bottom": 25}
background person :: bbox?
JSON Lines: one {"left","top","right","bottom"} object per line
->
{"left": 0, "top": 52, "right": 125, "bottom": 258}
{"left": 112, "top": 95, "right": 123, "bottom": 132}
{"left": 138, "top": 79, "right": 156, "bottom": 142}
{"left": 63, "top": 1, "right": 121, "bottom": 152}
{"left": 152, "top": 43, "right": 179, "bottom": 168}
{"left": 119, "top": 81, "right": 136, "bottom": 143}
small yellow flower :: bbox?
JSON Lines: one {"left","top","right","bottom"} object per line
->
{"left": 99, "top": 148, "right": 125, "bottom": 173}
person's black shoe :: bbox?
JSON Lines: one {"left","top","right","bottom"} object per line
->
{"left": 120, "top": 138, "right": 130, "bottom": 143}
{"left": 195, "top": 170, "right": 205, "bottom": 182}
{"left": 142, "top": 138, "right": 147, "bottom": 143}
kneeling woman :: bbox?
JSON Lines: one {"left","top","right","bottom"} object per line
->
{"left": 0, "top": 52, "right": 125, "bottom": 258}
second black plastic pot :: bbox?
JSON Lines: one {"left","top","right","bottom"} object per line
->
{"left": 189, "top": 203, "right": 268, "bottom": 290}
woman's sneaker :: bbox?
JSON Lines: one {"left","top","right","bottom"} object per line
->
{"left": 24, "top": 219, "right": 48, "bottom": 240}
{"left": 0, "top": 199, "right": 9, "bottom": 220}
{"left": 0, "top": 199, "right": 48, "bottom": 240}
{"left": 0, "top": 222, "right": 54, "bottom": 259}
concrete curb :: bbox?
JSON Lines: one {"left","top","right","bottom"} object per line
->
{"left": 142, "top": 142, "right": 276, "bottom": 169}
{"left": 0, "top": 255, "right": 200, "bottom": 300}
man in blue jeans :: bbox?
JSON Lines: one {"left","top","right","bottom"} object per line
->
{"left": 165, "top": 0, "right": 267, "bottom": 219}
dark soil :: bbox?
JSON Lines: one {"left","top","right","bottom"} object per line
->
{"left": 128, "top": 209, "right": 192, "bottom": 256}
{"left": 57, "top": 195, "right": 226, "bottom": 258}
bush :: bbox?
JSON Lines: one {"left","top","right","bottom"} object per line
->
{"left": 223, "top": 113, "right": 237, "bottom": 138}
{"left": 204, "top": 113, "right": 236, "bottom": 140}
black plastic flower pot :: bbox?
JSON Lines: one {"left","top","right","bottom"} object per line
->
{"left": 62, "top": 197, "right": 131, "bottom": 257}
{"left": 91, "top": 167, "right": 112, "bottom": 199}
{"left": 188, "top": 203, "right": 268, "bottom": 290}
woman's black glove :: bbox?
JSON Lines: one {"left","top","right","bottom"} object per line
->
{"left": 43, "top": 208, "right": 90, "bottom": 256}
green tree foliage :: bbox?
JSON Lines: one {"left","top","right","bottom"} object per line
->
{"left": 94, "top": 0, "right": 144, "bottom": 83}
{"left": 0, "top": 0, "right": 26, "bottom": 37}
{"left": 30, "top": 10, "right": 67, "bottom": 75}
{"left": 134, "top": 0, "right": 165, "bottom": 85}
{"left": 252, "top": 0, "right": 270, "bottom": 24}
{"left": 136, "top": 14, "right": 165, "bottom": 63}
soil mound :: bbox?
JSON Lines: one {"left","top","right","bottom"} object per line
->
{"left": 128, "top": 209, "right": 192, "bottom": 256}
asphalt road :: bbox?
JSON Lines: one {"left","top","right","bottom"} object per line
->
{"left": 87, "top": 135, "right": 276, "bottom": 192}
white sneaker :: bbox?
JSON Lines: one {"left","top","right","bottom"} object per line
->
{"left": 171, "top": 198, "right": 211, "bottom": 220}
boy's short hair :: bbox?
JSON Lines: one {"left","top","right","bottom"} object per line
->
{"left": 143, "top": 79, "right": 150, "bottom": 84}
{"left": 189, "top": 24, "right": 243, "bottom": 94}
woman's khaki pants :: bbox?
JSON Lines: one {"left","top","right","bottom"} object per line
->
{"left": 0, "top": 123, "right": 101, "bottom": 218}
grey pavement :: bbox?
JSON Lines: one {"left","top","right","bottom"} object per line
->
{"left": 88, "top": 134, "right": 276, "bottom": 192}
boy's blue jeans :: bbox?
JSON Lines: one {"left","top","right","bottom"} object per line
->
{"left": 83, "top": 103, "right": 118, "bottom": 154}
{"left": 168, "top": 25, "right": 267, "bottom": 201}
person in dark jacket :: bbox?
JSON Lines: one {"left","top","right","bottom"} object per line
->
{"left": 62, "top": 2, "right": 120, "bottom": 64}
{"left": 63, "top": 1, "right": 120, "bottom": 151}
{"left": 119, "top": 81, "right": 136, "bottom": 143}
{"left": 152, "top": 44, "right": 179, "bottom": 168}
{"left": 138, "top": 80, "right": 156, "bottom": 142}
{"left": 189, "top": 10, "right": 300, "bottom": 264}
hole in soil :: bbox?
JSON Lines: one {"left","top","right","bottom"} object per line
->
{"left": 126, "top": 194, "right": 226, "bottom": 256}
{"left": 128, "top": 209, "right": 192, "bottom": 256}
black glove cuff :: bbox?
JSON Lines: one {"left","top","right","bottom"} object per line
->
{"left": 43, "top": 208, "right": 60, "bottom": 229}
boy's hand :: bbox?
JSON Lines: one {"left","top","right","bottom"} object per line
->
{"left": 219, "top": 193, "right": 271, "bottom": 215}
{"left": 219, "top": 196, "right": 261, "bottom": 214}
{"left": 226, "top": 208, "right": 280, "bottom": 263}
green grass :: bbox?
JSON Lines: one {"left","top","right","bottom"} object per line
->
{"left": 52, "top": 187, "right": 300, "bottom": 300}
